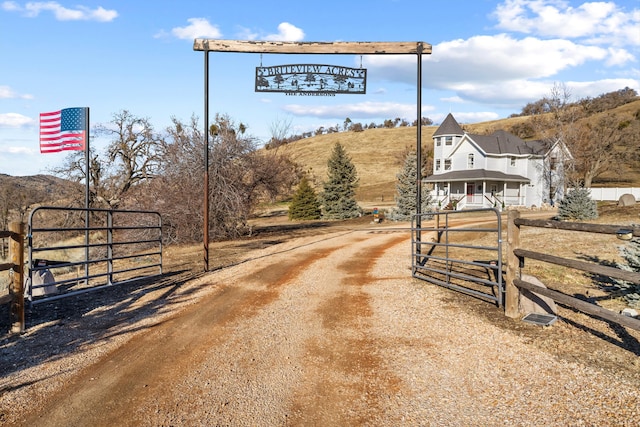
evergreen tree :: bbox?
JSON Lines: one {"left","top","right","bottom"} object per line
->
{"left": 557, "top": 187, "right": 598, "bottom": 220}
{"left": 288, "top": 176, "right": 321, "bottom": 220}
{"left": 321, "top": 142, "right": 361, "bottom": 219}
{"left": 388, "top": 151, "right": 434, "bottom": 221}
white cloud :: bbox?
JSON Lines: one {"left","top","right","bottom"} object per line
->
{"left": 367, "top": 34, "right": 610, "bottom": 87}
{"left": 565, "top": 78, "right": 640, "bottom": 100}
{"left": 170, "top": 18, "right": 222, "bottom": 40}
{"left": 0, "top": 85, "right": 33, "bottom": 99}
{"left": 439, "top": 112, "right": 501, "bottom": 125}
{"left": 281, "top": 101, "right": 429, "bottom": 120}
{"left": 452, "top": 77, "right": 640, "bottom": 107}
{"left": 493, "top": 0, "right": 640, "bottom": 46}
{"left": 235, "top": 26, "right": 259, "bottom": 41}
{"left": 360, "top": 30, "right": 639, "bottom": 109}
{"left": 3, "top": 1, "right": 117, "bottom": 21}
{"left": 605, "top": 47, "right": 636, "bottom": 66}
{"left": 0, "top": 145, "right": 33, "bottom": 154}
{"left": 441, "top": 96, "right": 465, "bottom": 104}
{"left": 1, "top": 1, "right": 19, "bottom": 12}
{"left": 450, "top": 79, "right": 555, "bottom": 106}
{"left": 263, "top": 22, "right": 305, "bottom": 42}
{"left": 0, "top": 113, "right": 33, "bottom": 127}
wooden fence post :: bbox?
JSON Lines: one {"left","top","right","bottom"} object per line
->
{"left": 505, "top": 210, "right": 520, "bottom": 318}
{"left": 9, "top": 221, "right": 25, "bottom": 334}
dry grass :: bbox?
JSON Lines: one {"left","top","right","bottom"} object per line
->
{"left": 278, "top": 100, "right": 640, "bottom": 206}
{"left": 280, "top": 126, "right": 435, "bottom": 208}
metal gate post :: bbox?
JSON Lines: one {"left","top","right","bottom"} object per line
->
{"left": 107, "top": 210, "right": 113, "bottom": 285}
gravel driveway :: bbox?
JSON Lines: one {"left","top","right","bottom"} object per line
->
{"left": 1, "top": 221, "right": 639, "bottom": 426}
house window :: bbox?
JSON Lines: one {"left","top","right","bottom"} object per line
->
{"left": 435, "top": 159, "right": 441, "bottom": 171}
{"left": 445, "top": 136, "right": 453, "bottom": 146}
{"left": 550, "top": 156, "right": 557, "bottom": 171}
{"left": 467, "top": 153, "right": 474, "bottom": 169}
{"left": 510, "top": 157, "right": 516, "bottom": 167}
{"left": 436, "top": 137, "right": 441, "bottom": 147}
{"left": 444, "top": 159, "right": 452, "bottom": 170}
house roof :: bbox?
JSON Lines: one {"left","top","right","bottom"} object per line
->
{"left": 433, "top": 113, "right": 464, "bottom": 136}
{"left": 423, "top": 169, "right": 530, "bottom": 183}
{"left": 433, "top": 113, "right": 547, "bottom": 156}
{"left": 468, "top": 130, "right": 545, "bottom": 156}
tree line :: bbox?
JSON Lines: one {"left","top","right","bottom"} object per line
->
{"left": 265, "top": 116, "right": 433, "bottom": 149}
{"left": 2, "top": 86, "right": 637, "bottom": 245}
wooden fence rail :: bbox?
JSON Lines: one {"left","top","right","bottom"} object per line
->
{"left": 0, "top": 222, "right": 25, "bottom": 333}
{"left": 505, "top": 211, "right": 640, "bottom": 331}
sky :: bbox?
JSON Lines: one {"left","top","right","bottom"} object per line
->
{"left": 1, "top": 0, "right": 639, "bottom": 176}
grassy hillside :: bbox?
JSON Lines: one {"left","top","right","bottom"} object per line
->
{"left": 3, "top": 99, "right": 638, "bottom": 213}
{"left": 279, "top": 99, "right": 640, "bottom": 208}
{"left": 280, "top": 126, "right": 434, "bottom": 208}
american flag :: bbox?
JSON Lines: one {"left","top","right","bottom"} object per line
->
{"left": 39, "top": 107, "right": 87, "bottom": 153}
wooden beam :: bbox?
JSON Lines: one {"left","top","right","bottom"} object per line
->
{"left": 193, "top": 39, "right": 431, "bottom": 55}
{"left": 505, "top": 210, "right": 521, "bottom": 318}
{"left": 9, "top": 221, "right": 24, "bottom": 334}
{"left": 514, "top": 278, "right": 640, "bottom": 331}
{"left": 514, "top": 218, "right": 640, "bottom": 237}
{"left": 514, "top": 248, "right": 640, "bottom": 284}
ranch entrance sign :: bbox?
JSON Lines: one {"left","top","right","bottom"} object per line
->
{"left": 193, "top": 39, "right": 431, "bottom": 271}
{"left": 256, "top": 64, "right": 366, "bottom": 95}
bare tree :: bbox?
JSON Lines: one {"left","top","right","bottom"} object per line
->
{"left": 124, "top": 115, "right": 204, "bottom": 243}
{"left": 131, "top": 114, "right": 299, "bottom": 243}
{"left": 53, "top": 110, "right": 163, "bottom": 209}
{"left": 267, "top": 116, "right": 293, "bottom": 149}
{"left": 94, "top": 110, "right": 163, "bottom": 208}
{"left": 571, "top": 113, "right": 640, "bottom": 187}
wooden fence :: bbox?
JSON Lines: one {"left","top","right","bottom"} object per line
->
{"left": 0, "top": 222, "right": 25, "bottom": 333}
{"left": 505, "top": 211, "right": 640, "bottom": 331}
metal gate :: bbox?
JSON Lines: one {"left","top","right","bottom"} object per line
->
{"left": 27, "top": 206, "right": 162, "bottom": 303}
{"left": 412, "top": 208, "right": 503, "bottom": 306}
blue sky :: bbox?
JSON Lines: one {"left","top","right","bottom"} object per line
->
{"left": 1, "top": 0, "right": 638, "bottom": 176}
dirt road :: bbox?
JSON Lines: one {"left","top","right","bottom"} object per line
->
{"left": 2, "top": 221, "right": 639, "bottom": 426}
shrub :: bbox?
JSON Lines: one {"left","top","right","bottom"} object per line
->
{"left": 288, "top": 177, "right": 321, "bottom": 220}
{"left": 557, "top": 187, "right": 598, "bottom": 220}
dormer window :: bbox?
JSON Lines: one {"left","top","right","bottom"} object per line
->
{"left": 510, "top": 157, "right": 516, "bottom": 167}
{"left": 467, "top": 153, "right": 474, "bottom": 169}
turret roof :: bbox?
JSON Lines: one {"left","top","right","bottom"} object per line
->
{"left": 433, "top": 113, "right": 464, "bottom": 136}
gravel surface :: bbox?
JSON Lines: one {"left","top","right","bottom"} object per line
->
{"left": 1, "top": 220, "right": 639, "bottom": 426}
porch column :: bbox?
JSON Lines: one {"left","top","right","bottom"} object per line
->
{"left": 503, "top": 182, "right": 507, "bottom": 204}
{"left": 482, "top": 181, "right": 487, "bottom": 207}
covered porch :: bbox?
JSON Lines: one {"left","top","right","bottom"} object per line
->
{"left": 424, "top": 169, "right": 531, "bottom": 210}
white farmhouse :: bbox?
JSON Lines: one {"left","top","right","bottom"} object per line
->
{"left": 424, "top": 114, "right": 571, "bottom": 210}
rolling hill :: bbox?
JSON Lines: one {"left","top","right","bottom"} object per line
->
{"left": 278, "top": 99, "right": 640, "bottom": 208}
{"left": 2, "top": 98, "right": 638, "bottom": 213}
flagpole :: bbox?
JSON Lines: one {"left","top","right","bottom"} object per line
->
{"left": 84, "top": 107, "right": 90, "bottom": 280}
